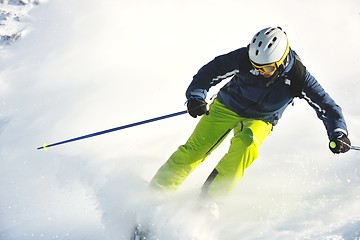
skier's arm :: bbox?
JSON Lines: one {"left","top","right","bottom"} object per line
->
{"left": 300, "top": 70, "right": 348, "bottom": 139}
{"left": 186, "top": 47, "right": 247, "bottom": 99}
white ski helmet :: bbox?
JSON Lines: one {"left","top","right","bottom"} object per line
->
{"left": 248, "top": 27, "right": 290, "bottom": 65}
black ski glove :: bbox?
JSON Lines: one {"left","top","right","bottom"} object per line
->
{"left": 329, "top": 132, "right": 351, "bottom": 154}
{"left": 187, "top": 97, "right": 209, "bottom": 118}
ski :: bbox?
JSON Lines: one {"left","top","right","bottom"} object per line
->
{"left": 130, "top": 224, "right": 142, "bottom": 240}
{"left": 130, "top": 224, "right": 152, "bottom": 240}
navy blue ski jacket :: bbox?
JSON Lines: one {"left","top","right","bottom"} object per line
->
{"left": 186, "top": 47, "right": 348, "bottom": 139}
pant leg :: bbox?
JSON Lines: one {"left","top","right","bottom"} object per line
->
{"left": 149, "top": 99, "right": 241, "bottom": 191}
{"left": 203, "top": 118, "right": 272, "bottom": 198}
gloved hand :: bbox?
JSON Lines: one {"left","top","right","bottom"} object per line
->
{"left": 187, "top": 96, "right": 209, "bottom": 118}
{"left": 329, "top": 132, "right": 351, "bottom": 154}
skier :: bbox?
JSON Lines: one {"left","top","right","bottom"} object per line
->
{"left": 149, "top": 27, "right": 351, "bottom": 201}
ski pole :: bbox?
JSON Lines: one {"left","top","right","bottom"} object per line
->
{"left": 37, "top": 110, "right": 187, "bottom": 150}
{"left": 351, "top": 145, "right": 360, "bottom": 151}
{"left": 330, "top": 141, "right": 360, "bottom": 152}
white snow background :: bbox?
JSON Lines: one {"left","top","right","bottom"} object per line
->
{"left": 1, "top": 0, "right": 360, "bottom": 239}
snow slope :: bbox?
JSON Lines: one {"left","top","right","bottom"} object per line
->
{"left": 0, "top": 0, "right": 360, "bottom": 239}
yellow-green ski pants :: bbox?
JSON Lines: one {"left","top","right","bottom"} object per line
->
{"left": 150, "top": 98, "right": 272, "bottom": 198}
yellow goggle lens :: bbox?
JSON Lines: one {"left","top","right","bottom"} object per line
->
{"left": 251, "top": 62, "right": 277, "bottom": 74}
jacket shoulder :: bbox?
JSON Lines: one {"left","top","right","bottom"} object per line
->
{"left": 237, "top": 47, "right": 253, "bottom": 73}
{"left": 286, "top": 51, "right": 306, "bottom": 97}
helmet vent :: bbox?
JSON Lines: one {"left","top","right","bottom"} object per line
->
{"left": 267, "top": 37, "right": 277, "bottom": 49}
{"left": 255, "top": 50, "right": 259, "bottom": 56}
{"left": 265, "top": 28, "right": 275, "bottom": 35}
{"left": 258, "top": 41, "right": 263, "bottom": 47}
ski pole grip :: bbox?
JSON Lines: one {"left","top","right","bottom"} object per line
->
{"left": 329, "top": 141, "right": 337, "bottom": 149}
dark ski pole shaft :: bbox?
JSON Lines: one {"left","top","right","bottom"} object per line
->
{"left": 351, "top": 145, "right": 360, "bottom": 151}
{"left": 37, "top": 110, "right": 187, "bottom": 150}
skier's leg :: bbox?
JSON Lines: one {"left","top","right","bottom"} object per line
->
{"left": 150, "top": 99, "right": 240, "bottom": 191}
{"left": 202, "top": 118, "right": 272, "bottom": 198}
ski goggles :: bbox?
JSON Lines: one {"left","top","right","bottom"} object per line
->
{"left": 250, "top": 44, "right": 290, "bottom": 75}
{"left": 251, "top": 62, "right": 278, "bottom": 74}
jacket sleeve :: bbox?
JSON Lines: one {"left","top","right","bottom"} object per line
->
{"left": 185, "top": 47, "right": 248, "bottom": 99}
{"left": 301, "top": 70, "right": 348, "bottom": 139}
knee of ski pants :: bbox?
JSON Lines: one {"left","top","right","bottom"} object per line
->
{"left": 234, "top": 128, "right": 254, "bottom": 147}
{"left": 233, "top": 120, "right": 272, "bottom": 148}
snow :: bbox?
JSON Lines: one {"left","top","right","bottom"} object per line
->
{"left": 0, "top": 0, "right": 360, "bottom": 239}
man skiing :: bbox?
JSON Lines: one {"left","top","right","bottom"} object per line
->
{"left": 149, "top": 27, "right": 351, "bottom": 200}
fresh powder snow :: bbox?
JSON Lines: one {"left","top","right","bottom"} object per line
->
{"left": 0, "top": 1, "right": 360, "bottom": 240}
